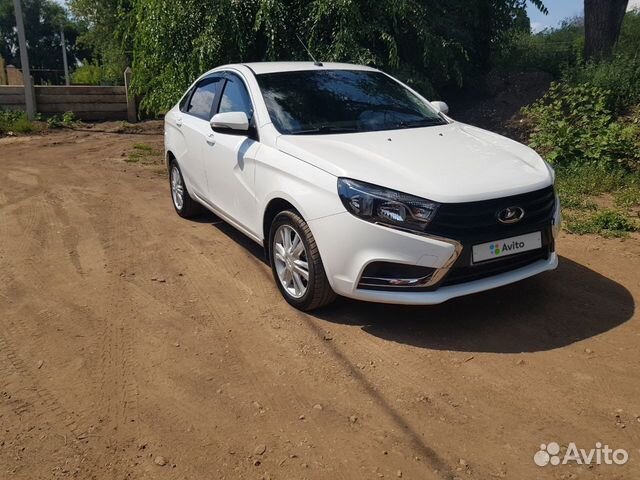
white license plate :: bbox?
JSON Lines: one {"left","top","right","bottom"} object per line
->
{"left": 472, "top": 232, "right": 542, "bottom": 263}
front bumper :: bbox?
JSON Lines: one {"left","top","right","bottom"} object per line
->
{"left": 309, "top": 196, "right": 561, "bottom": 305}
{"left": 343, "top": 253, "right": 557, "bottom": 305}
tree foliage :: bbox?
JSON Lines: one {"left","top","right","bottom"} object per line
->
{"left": 0, "top": 0, "right": 88, "bottom": 82}
{"left": 72, "top": 0, "right": 542, "bottom": 114}
{"left": 68, "top": 0, "right": 134, "bottom": 84}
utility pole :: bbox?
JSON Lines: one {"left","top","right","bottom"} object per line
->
{"left": 60, "top": 26, "right": 70, "bottom": 85}
{"left": 13, "top": 0, "right": 35, "bottom": 119}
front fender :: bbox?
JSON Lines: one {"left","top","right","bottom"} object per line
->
{"left": 256, "top": 147, "right": 344, "bottom": 226}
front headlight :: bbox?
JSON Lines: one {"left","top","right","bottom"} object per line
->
{"left": 337, "top": 178, "right": 439, "bottom": 232}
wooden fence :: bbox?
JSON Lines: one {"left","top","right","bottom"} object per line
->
{"left": 0, "top": 85, "right": 136, "bottom": 122}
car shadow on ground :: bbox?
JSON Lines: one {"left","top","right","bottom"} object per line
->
{"left": 313, "top": 257, "right": 635, "bottom": 353}
{"left": 198, "top": 211, "right": 634, "bottom": 354}
{"left": 192, "top": 210, "right": 269, "bottom": 264}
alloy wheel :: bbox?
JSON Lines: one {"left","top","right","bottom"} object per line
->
{"left": 273, "top": 225, "right": 310, "bottom": 298}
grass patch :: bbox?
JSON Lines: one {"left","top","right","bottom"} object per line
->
{"left": 556, "top": 164, "right": 640, "bottom": 237}
{"left": 127, "top": 143, "right": 162, "bottom": 165}
{"left": 555, "top": 165, "right": 627, "bottom": 210}
{"left": 565, "top": 209, "right": 638, "bottom": 237}
{"left": 614, "top": 184, "right": 640, "bottom": 208}
{"left": 114, "top": 122, "right": 144, "bottom": 134}
{"left": 132, "top": 143, "right": 154, "bottom": 152}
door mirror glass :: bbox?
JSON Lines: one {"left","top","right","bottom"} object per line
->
{"left": 210, "top": 111, "right": 250, "bottom": 135}
{"left": 430, "top": 101, "right": 449, "bottom": 115}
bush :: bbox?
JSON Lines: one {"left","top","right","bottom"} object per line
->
{"left": 0, "top": 110, "right": 38, "bottom": 134}
{"left": 47, "top": 111, "right": 78, "bottom": 129}
{"left": 553, "top": 11, "right": 640, "bottom": 114}
{"left": 522, "top": 82, "right": 640, "bottom": 171}
{"left": 617, "top": 9, "right": 640, "bottom": 56}
{"left": 71, "top": 63, "right": 104, "bottom": 85}
{"left": 564, "top": 53, "right": 640, "bottom": 115}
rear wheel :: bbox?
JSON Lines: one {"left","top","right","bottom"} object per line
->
{"left": 269, "top": 210, "right": 336, "bottom": 311}
{"left": 169, "top": 161, "right": 202, "bottom": 218}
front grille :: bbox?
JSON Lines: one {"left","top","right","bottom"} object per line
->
{"left": 428, "top": 186, "right": 556, "bottom": 290}
{"left": 426, "top": 185, "right": 555, "bottom": 242}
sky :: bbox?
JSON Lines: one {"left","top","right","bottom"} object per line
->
{"left": 527, "top": 0, "right": 640, "bottom": 32}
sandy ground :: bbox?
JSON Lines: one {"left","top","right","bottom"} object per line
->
{"left": 1, "top": 125, "right": 639, "bottom": 480}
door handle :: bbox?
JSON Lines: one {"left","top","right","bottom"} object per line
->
{"left": 206, "top": 133, "right": 216, "bottom": 146}
{"left": 176, "top": 117, "right": 183, "bottom": 127}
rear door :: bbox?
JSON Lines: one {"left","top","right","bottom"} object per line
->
{"left": 179, "top": 76, "right": 223, "bottom": 197}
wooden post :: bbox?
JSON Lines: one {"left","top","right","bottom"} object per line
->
{"left": 13, "top": 0, "right": 36, "bottom": 119}
{"left": 0, "top": 57, "right": 7, "bottom": 85}
{"left": 124, "top": 67, "right": 136, "bottom": 123}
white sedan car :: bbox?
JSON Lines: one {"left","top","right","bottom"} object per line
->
{"left": 164, "top": 62, "right": 560, "bottom": 311}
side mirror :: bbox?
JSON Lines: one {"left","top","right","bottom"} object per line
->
{"left": 210, "top": 111, "right": 250, "bottom": 135}
{"left": 431, "top": 101, "right": 449, "bottom": 115}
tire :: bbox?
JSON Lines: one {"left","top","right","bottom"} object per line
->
{"left": 269, "top": 210, "right": 336, "bottom": 311}
{"left": 169, "top": 160, "right": 203, "bottom": 218}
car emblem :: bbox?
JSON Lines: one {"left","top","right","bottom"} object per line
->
{"left": 497, "top": 206, "right": 525, "bottom": 224}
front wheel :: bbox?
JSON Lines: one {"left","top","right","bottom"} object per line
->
{"left": 269, "top": 210, "right": 336, "bottom": 311}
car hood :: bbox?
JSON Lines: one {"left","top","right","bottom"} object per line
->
{"left": 275, "top": 122, "right": 553, "bottom": 203}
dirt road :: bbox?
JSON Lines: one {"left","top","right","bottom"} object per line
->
{"left": 1, "top": 126, "right": 639, "bottom": 480}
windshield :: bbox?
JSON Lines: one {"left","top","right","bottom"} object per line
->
{"left": 256, "top": 69, "right": 447, "bottom": 135}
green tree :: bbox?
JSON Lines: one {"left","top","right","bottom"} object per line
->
{"left": 131, "top": 0, "right": 548, "bottom": 114}
{"left": 0, "top": 0, "right": 88, "bottom": 83}
{"left": 69, "top": 0, "right": 547, "bottom": 113}
{"left": 68, "top": 0, "right": 134, "bottom": 84}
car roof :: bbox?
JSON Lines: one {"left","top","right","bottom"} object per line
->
{"left": 220, "top": 61, "right": 379, "bottom": 75}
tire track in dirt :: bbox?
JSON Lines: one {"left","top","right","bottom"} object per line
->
{"left": 0, "top": 332, "right": 108, "bottom": 479}
{"left": 0, "top": 155, "right": 144, "bottom": 477}
{"left": 0, "top": 181, "right": 100, "bottom": 409}
{"left": 63, "top": 159, "right": 145, "bottom": 477}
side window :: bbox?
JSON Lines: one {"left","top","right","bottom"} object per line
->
{"left": 178, "top": 86, "right": 192, "bottom": 112}
{"left": 187, "top": 78, "right": 221, "bottom": 120}
{"left": 218, "top": 77, "right": 254, "bottom": 121}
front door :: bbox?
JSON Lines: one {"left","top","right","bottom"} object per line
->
{"left": 204, "top": 73, "right": 261, "bottom": 236}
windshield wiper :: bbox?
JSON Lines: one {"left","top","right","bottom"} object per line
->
{"left": 394, "top": 118, "right": 445, "bottom": 129}
{"left": 292, "top": 126, "right": 360, "bottom": 135}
